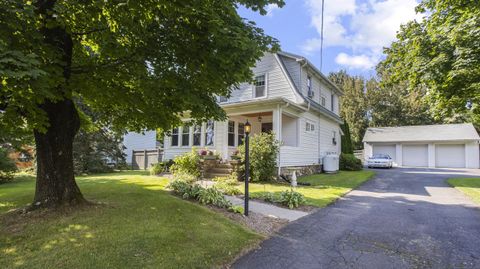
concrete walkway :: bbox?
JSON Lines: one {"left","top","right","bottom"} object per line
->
{"left": 226, "top": 196, "right": 309, "bottom": 221}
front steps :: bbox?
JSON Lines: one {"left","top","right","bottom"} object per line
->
{"left": 203, "top": 163, "right": 233, "bottom": 179}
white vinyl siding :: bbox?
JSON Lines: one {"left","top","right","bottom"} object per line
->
{"left": 225, "top": 53, "right": 297, "bottom": 104}
{"left": 280, "top": 111, "right": 319, "bottom": 166}
{"left": 122, "top": 131, "right": 157, "bottom": 164}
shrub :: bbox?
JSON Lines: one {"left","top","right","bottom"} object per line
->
{"left": 339, "top": 153, "right": 363, "bottom": 171}
{"left": 229, "top": 205, "right": 244, "bottom": 214}
{"left": 238, "top": 132, "right": 280, "bottom": 182}
{"left": 217, "top": 184, "right": 242, "bottom": 195}
{"left": 170, "top": 148, "right": 200, "bottom": 178}
{"left": 278, "top": 189, "right": 306, "bottom": 209}
{"left": 150, "top": 160, "right": 174, "bottom": 175}
{"left": 173, "top": 171, "right": 197, "bottom": 184}
{"left": 262, "top": 192, "right": 276, "bottom": 203}
{"left": 167, "top": 180, "right": 191, "bottom": 195}
{"left": 182, "top": 184, "right": 203, "bottom": 200}
{"left": 0, "top": 148, "right": 17, "bottom": 184}
{"left": 197, "top": 187, "right": 232, "bottom": 208}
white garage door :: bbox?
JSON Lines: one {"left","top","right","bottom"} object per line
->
{"left": 403, "top": 144, "right": 428, "bottom": 167}
{"left": 435, "top": 144, "right": 465, "bottom": 168}
{"left": 373, "top": 145, "right": 396, "bottom": 163}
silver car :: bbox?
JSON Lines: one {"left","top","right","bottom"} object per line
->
{"left": 367, "top": 154, "right": 393, "bottom": 168}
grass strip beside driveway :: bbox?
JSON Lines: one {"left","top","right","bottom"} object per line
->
{"left": 448, "top": 177, "right": 480, "bottom": 205}
{"left": 248, "top": 170, "right": 376, "bottom": 208}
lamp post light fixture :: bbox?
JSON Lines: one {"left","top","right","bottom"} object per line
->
{"left": 244, "top": 120, "right": 251, "bottom": 216}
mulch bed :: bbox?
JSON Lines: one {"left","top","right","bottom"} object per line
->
{"left": 208, "top": 205, "right": 289, "bottom": 236}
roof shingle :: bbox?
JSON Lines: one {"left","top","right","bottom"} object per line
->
{"left": 363, "top": 123, "right": 480, "bottom": 143}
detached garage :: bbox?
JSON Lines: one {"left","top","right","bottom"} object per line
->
{"left": 363, "top": 123, "right": 480, "bottom": 169}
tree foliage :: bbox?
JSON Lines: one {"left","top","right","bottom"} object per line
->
{"left": 73, "top": 128, "right": 125, "bottom": 175}
{"left": 329, "top": 71, "right": 368, "bottom": 149}
{"left": 381, "top": 0, "right": 480, "bottom": 126}
{"left": 238, "top": 132, "right": 279, "bottom": 182}
{"left": 340, "top": 122, "right": 353, "bottom": 154}
{"left": 366, "top": 74, "right": 436, "bottom": 127}
{"left": 0, "top": 147, "right": 17, "bottom": 183}
{"left": 0, "top": 0, "right": 284, "bottom": 207}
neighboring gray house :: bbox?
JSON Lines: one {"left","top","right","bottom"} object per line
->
{"left": 123, "top": 131, "right": 157, "bottom": 164}
{"left": 125, "top": 51, "right": 344, "bottom": 173}
{"left": 363, "top": 123, "right": 480, "bottom": 169}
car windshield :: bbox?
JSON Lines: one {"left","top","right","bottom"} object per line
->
{"left": 371, "top": 154, "right": 390, "bottom": 159}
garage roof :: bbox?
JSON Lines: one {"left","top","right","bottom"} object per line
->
{"left": 363, "top": 123, "right": 480, "bottom": 143}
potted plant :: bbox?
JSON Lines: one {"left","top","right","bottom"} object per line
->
{"left": 203, "top": 150, "right": 217, "bottom": 160}
{"left": 230, "top": 150, "right": 241, "bottom": 161}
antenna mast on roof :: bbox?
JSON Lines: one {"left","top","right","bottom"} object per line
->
{"left": 320, "top": 0, "right": 325, "bottom": 71}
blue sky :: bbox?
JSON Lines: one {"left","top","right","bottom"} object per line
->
{"left": 238, "top": 0, "right": 422, "bottom": 77}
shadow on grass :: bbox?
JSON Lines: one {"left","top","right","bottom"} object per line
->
{"left": 1, "top": 172, "right": 259, "bottom": 269}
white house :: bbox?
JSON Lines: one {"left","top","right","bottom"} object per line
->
{"left": 363, "top": 123, "right": 480, "bottom": 169}
{"left": 125, "top": 51, "right": 343, "bottom": 173}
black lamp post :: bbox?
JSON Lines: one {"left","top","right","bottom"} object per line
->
{"left": 244, "top": 120, "right": 251, "bottom": 216}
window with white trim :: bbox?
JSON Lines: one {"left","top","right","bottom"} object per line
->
{"left": 228, "top": 121, "right": 235, "bottom": 147}
{"left": 181, "top": 126, "right": 190, "bottom": 146}
{"left": 321, "top": 95, "right": 326, "bottom": 106}
{"left": 305, "top": 121, "right": 315, "bottom": 132}
{"left": 254, "top": 75, "right": 266, "bottom": 98}
{"left": 238, "top": 122, "right": 245, "bottom": 145}
{"left": 331, "top": 94, "right": 335, "bottom": 111}
{"left": 307, "top": 76, "right": 314, "bottom": 98}
{"left": 193, "top": 125, "right": 201, "bottom": 146}
{"left": 205, "top": 120, "right": 215, "bottom": 146}
{"left": 171, "top": 128, "right": 179, "bottom": 146}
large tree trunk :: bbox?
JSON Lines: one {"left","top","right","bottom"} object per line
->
{"left": 32, "top": 99, "right": 86, "bottom": 208}
{"left": 31, "top": 0, "right": 86, "bottom": 208}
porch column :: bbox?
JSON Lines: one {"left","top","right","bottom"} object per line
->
{"left": 272, "top": 104, "right": 282, "bottom": 172}
{"left": 218, "top": 121, "right": 229, "bottom": 161}
{"left": 272, "top": 104, "right": 282, "bottom": 141}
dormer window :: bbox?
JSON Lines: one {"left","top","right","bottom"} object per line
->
{"left": 254, "top": 75, "right": 266, "bottom": 98}
{"left": 331, "top": 94, "right": 335, "bottom": 111}
{"left": 307, "top": 76, "right": 314, "bottom": 98}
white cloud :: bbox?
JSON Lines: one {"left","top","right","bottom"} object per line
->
{"left": 265, "top": 4, "right": 279, "bottom": 17}
{"left": 302, "top": 0, "right": 422, "bottom": 70}
{"left": 335, "top": 53, "right": 377, "bottom": 69}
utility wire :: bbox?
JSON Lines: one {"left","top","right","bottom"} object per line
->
{"left": 320, "top": 0, "right": 325, "bottom": 71}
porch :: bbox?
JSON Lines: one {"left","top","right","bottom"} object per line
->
{"left": 219, "top": 103, "right": 302, "bottom": 162}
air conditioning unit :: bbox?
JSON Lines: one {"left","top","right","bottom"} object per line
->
{"left": 307, "top": 90, "right": 314, "bottom": 98}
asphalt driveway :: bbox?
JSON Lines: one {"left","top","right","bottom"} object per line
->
{"left": 234, "top": 168, "right": 480, "bottom": 269}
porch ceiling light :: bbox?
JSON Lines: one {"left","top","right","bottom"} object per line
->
{"left": 258, "top": 116, "right": 262, "bottom": 122}
{"left": 245, "top": 120, "right": 251, "bottom": 134}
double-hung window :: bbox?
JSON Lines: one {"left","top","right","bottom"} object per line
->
{"left": 254, "top": 75, "right": 266, "bottom": 98}
{"left": 228, "top": 121, "right": 235, "bottom": 147}
{"left": 238, "top": 123, "right": 245, "bottom": 145}
{"left": 321, "top": 95, "right": 326, "bottom": 106}
{"left": 331, "top": 94, "right": 335, "bottom": 111}
{"left": 193, "top": 125, "right": 201, "bottom": 146}
{"left": 307, "top": 76, "right": 314, "bottom": 98}
{"left": 181, "top": 126, "right": 190, "bottom": 146}
{"left": 205, "top": 120, "right": 215, "bottom": 146}
{"left": 171, "top": 128, "right": 179, "bottom": 146}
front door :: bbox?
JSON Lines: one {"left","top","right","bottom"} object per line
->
{"left": 261, "top": 123, "right": 273, "bottom": 133}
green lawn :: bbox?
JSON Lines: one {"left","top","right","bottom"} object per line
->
{"left": 0, "top": 171, "right": 261, "bottom": 268}
{"left": 247, "top": 170, "right": 376, "bottom": 208}
{"left": 448, "top": 177, "right": 480, "bottom": 204}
